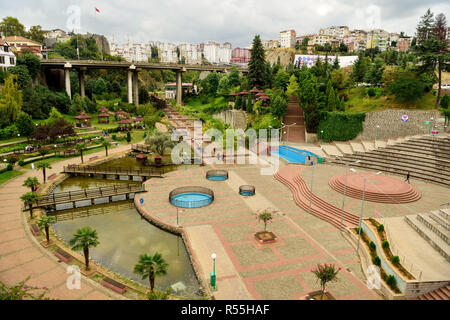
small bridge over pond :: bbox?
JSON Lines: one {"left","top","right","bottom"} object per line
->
{"left": 63, "top": 165, "right": 163, "bottom": 179}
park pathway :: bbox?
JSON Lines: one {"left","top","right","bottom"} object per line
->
{"left": 0, "top": 143, "right": 133, "bottom": 300}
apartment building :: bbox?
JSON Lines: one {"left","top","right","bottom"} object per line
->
{"left": 202, "top": 41, "right": 232, "bottom": 64}
{"left": 312, "top": 34, "right": 338, "bottom": 46}
{"left": 397, "top": 37, "right": 412, "bottom": 52}
{"left": 261, "top": 40, "right": 279, "bottom": 49}
{"left": 0, "top": 40, "right": 16, "bottom": 70}
{"left": 2, "top": 35, "right": 42, "bottom": 56}
{"left": 231, "top": 47, "right": 250, "bottom": 63}
{"left": 178, "top": 43, "right": 202, "bottom": 64}
{"left": 278, "top": 30, "right": 296, "bottom": 48}
{"left": 319, "top": 26, "right": 350, "bottom": 41}
{"left": 366, "top": 29, "right": 389, "bottom": 51}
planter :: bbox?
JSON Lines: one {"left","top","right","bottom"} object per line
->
{"left": 305, "top": 290, "right": 336, "bottom": 300}
{"left": 254, "top": 231, "right": 277, "bottom": 244}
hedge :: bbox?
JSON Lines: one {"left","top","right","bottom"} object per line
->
{"left": 317, "top": 111, "right": 366, "bottom": 142}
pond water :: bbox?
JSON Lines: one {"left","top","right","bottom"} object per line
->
{"left": 99, "top": 154, "right": 178, "bottom": 173}
{"left": 51, "top": 176, "right": 200, "bottom": 298}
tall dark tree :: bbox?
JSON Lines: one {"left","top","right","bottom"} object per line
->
{"left": 416, "top": 9, "right": 435, "bottom": 44}
{"left": 247, "top": 35, "right": 266, "bottom": 89}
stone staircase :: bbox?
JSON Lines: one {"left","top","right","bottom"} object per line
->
{"left": 282, "top": 96, "right": 305, "bottom": 143}
{"left": 404, "top": 207, "right": 450, "bottom": 262}
{"left": 328, "top": 135, "right": 450, "bottom": 187}
{"left": 274, "top": 165, "right": 359, "bottom": 229}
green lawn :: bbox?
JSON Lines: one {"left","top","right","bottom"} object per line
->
{"left": 344, "top": 87, "right": 437, "bottom": 113}
{"left": 0, "top": 170, "right": 24, "bottom": 185}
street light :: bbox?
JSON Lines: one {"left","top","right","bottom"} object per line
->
{"left": 283, "top": 132, "right": 287, "bottom": 146}
{"left": 350, "top": 169, "right": 382, "bottom": 255}
{"left": 210, "top": 253, "right": 217, "bottom": 290}
{"left": 340, "top": 160, "right": 361, "bottom": 231}
{"left": 281, "top": 122, "right": 296, "bottom": 144}
{"left": 376, "top": 125, "right": 379, "bottom": 141}
{"left": 3, "top": 159, "right": 7, "bottom": 179}
{"left": 54, "top": 144, "right": 57, "bottom": 160}
{"left": 320, "top": 130, "right": 324, "bottom": 146}
{"left": 183, "top": 151, "right": 187, "bottom": 170}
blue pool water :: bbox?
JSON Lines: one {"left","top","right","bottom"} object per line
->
{"left": 170, "top": 192, "right": 213, "bottom": 208}
{"left": 270, "top": 146, "right": 321, "bottom": 164}
{"left": 207, "top": 175, "right": 228, "bottom": 181}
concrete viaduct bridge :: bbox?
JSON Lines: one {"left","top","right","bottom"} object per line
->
{"left": 40, "top": 59, "right": 247, "bottom": 106}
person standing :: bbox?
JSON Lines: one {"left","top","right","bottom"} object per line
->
{"left": 405, "top": 172, "right": 410, "bottom": 184}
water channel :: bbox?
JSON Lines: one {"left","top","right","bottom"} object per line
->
{"left": 50, "top": 155, "right": 200, "bottom": 298}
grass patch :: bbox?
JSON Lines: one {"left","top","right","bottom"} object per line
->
{"left": 0, "top": 170, "right": 24, "bottom": 185}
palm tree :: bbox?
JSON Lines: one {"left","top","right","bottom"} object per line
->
{"left": 257, "top": 210, "right": 273, "bottom": 232}
{"left": 75, "top": 143, "right": 86, "bottom": 163}
{"left": 22, "top": 177, "right": 40, "bottom": 192}
{"left": 102, "top": 140, "right": 111, "bottom": 157}
{"left": 36, "top": 161, "right": 52, "bottom": 183}
{"left": 69, "top": 227, "right": 100, "bottom": 270}
{"left": 37, "top": 215, "right": 56, "bottom": 244}
{"left": 134, "top": 253, "right": 168, "bottom": 292}
{"left": 20, "top": 192, "right": 38, "bottom": 219}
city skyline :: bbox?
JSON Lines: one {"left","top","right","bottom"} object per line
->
{"left": 1, "top": 0, "right": 448, "bottom": 47}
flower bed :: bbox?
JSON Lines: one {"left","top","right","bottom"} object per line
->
{"left": 254, "top": 231, "right": 277, "bottom": 244}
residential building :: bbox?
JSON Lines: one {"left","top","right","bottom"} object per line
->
{"left": 261, "top": 40, "right": 279, "bottom": 49}
{"left": 178, "top": 43, "right": 202, "bottom": 64}
{"left": 312, "top": 34, "right": 337, "bottom": 46}
{"left": 397, "top": 37, "right": 411, "bottom": 52}
{"left": 319, "top": 26, "right": 350, "bottom": 42}
{"left": 2, "top": 35, "right": 42, "bottom": 56}
{"left": 278, "top": 30, "right": 296, "bottom": 48}
{"left": 0, "top": 40, "right": 16, "bottom": 70}
{"left": 366, "top": 29, "right": 389, "bottom": 51}
{"left": 231, "top": 47, "right": 250, "bottom": 63}
{"left": 43, "top": 29, "right": 66, "bottom": 39}
{"left": 202, "top": 41, "right": 232, "bottom": 64}
{"left": 296, "top": 34, "right": 315, "bottom": 45}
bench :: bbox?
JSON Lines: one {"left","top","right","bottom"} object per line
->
{"left": 89, "top": 156, "right": 99, "bottom": 162}
{"left": 30, "top": 224, "right": 40, "bottom": 236}
{"left": 101, "top": 277, "right": 127, "bottom": 294}
{"left": 48, "top": 173, "right": 57, "bottom": 181}
{"left": 33, "top": 186, "right": 40, "bottom": 194}
{"left": 54, "top": 248, "right": 73, "bottom": 262}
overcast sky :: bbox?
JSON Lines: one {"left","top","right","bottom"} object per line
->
{"left": 1, "top": 0, "right": 449, "bottom": 47}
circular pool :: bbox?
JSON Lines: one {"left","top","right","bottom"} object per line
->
{"left": 239, "top": 185, "right": 255, "bottom": 196}
{"left": 206, "top": 170, "right": 228, "bottom": 181}
{"left": 169, "top": 186, "right": 214, "bottom": 208}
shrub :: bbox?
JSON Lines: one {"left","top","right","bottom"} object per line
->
{"left": 391, "top": 256, "right": 400, "bottom": 265}
{"left": 382, "top": 240, "right": 389, "bottom": 249}
{"left": 377, "top": 224, "right": 384, "bottom": 232}
{"left": 317, "top": 111, "right": 366, "bottom": 142}
{"left": 112, "top": 134, "right": 117, "bottom": 140}
{"left": 339, "top": 93, "right": 349, "bottom": 102}
{"left": 366, "top": 87, "right": 376, "bottom": 97}
{"left": 355, "top": 227, "right": 364, "bottom": 234}
{"left": 372, "top": 256, "right": 381, "bottom": 266}
{"left": 6, "top": 164, "right": 13, "bottom": 171}
{"left": 441, "top": 94, "right": 450, "bottom": 109}
{"left": 147, "top": 287, "right": 171, "bottom": 300}
{"left": 386, "top": 275, "right": 397, "bottom": 287}
{"left": 369, "top": 241, "right": 376, "bottom": 251}
{"left": 18, "top": 160, "right": 25, "bottom": 166}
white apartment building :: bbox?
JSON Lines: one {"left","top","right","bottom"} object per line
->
{"left": 202, "top": 41, "right": 232, "bottom": 64}
{"left": 261, "top": 40, "right": 279, "bottom": 49}
{"left": 278, "top": 30, "right": 296, "bottom": 48}
{"left": 0, "top": 41, "right": 16, "bottom": 70}
{"left": 178, "top": 43, "right": 202, "bottom": 64}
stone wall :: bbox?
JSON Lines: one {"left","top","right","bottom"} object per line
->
{"left": 213, "top": 110, "right": 248, "bottom": 130}
{"left": 357, "top": 110, "right": 445, "bottom": 140}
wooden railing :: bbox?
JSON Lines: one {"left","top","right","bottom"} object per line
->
{"left": 63, "top": 165, "right": 163, "bottom": 177}
{"left": 131, "top": 144, "right": 153, "bottom": 153}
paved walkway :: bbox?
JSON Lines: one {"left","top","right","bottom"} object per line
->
{"left": 0, "top": 143, "right": 133, "bottom": 300}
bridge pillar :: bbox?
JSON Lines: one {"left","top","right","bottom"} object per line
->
{"left": 129, "top": 175, "right": 133, "bottom": 181}
{"left": 127, "top": 70, "right": 133, "bottom": 104}
{"left": 133, "top": 70, "right": 139, "bottom": 106}
{"left": 64, "top": 62, "right": 72, "bottom": 99}
{"left": 79, "top": 67, "right": 86, "bottom": 98}
{"left": 109, "top": 196, "right": 113, "bottom": 202}
{"left": 91, "top": 199, "right": 95, "bottom": 205}
{"left": 176, "top": 70, "right": 183, "bottom": 106}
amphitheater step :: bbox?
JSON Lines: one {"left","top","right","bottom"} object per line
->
{"left": 429, "top": 211, "right": 450, "bottom": 231}
{"left": 416, "top": 214, "right": 450, "bottom": 245}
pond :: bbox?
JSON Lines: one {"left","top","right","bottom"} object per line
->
{"left": 51, "top": 176, "right": 201, "bottom": 298}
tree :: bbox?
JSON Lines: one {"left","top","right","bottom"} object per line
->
{"left": 8, "top": 65, "right": 31, "bottom": 89}
{"left": 416, "top": 9, "right": 435, "bottom": 44}
{"left": 351, "top": 53, "right": 370, "bottom": 83}
{"left": 15, "top": 112, "right": 35, "bottom": 141}
{"left": 126, "top": 131, "right": 131, "bottom": 143}
{"left": 134, "top": 253, "right": 168, "bottom": 292}
{"left": 332, "top": 55, "right": 340, "bottom": 70}
{"left": 69, "top": 227, "right": 100, "bottom": 270}
{"left": 20, "top": 192, "right": 38, "bottom": 219}
{"left": 217, "top": 75, "right": 231, "bottom": 96}
{"left": 0, "top": 16, "right": 26, "bottom": 37}
{"left": 145, "top": 131, "right": 175, "bottom": 156}
{"left": 17, "top": 53, "right": 41, "bottom": 80}
{"left": 27, "top": 25, "right": 45, "bottom": 43}
{"left": 256, "top": 210, "right": 273, "bottom": 232}
{"left": 75, "top": 143, "right": 86, "bottom": 163}
{"left": 0, "top": 75, "right": 23, "bottom": 128}
{"left": 139, "top": 87, "right": 150, "bottom": 104}
{"left": 365, "top": 58, "right": 385, "bottom": 85}
{"left": 389, "top": 71, "right": 425, "bottom": 102}
{"left": 102, "top": 140, "right": 111, "bottom": 156}
{"left": 36, "top": 161, "right": 51, "bottom": 183}
{"left": 273, "top": 69, "right": 289, "bottom": 92}
{"left": 228, "top": 66, "right": 241, "bottom": 87}
{"left": 331, "top": 69, "right": 346, "bottom": 90}
{"left": 22, "top": 177, "right": 40, "bottom": 192}
{"left": 311, "top": 263, "right": 341, "bottom": 300}
{"left": 298, "top": 70, "right": 320, "bottom": 132}
{"left": 37, "top": 216, "right": 56, "bottom": 244}
{"left": 246, "top": 94, "right": 253, "bottom": 113}
{"left": 247, "top": 35, "right": 266, "bottom": 88}
{"left": 327, "top": 86, "right": 336, "bottom": 111}
{"left": 271, "top": 94, "right": 288, "bottom": 118}
{"left": 286, "top": 75, "right": 300, "bottom": 99}
{"left": 93, "top": 77, "right": 107, "bottom": 95}
{"left": 47, "top": 107, "right": 63, "bottom": 124}
{"left": 22, "top": 87, "right": 43, "bottom": 119}
{"left": 440, "top": 94, "right": 450, "bottom": 108}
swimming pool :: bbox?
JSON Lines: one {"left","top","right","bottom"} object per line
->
{"left": 270, "top": 146, "right": 322, "bottom": 164}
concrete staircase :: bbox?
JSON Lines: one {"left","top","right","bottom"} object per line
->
{"left": 415, "top": 284, "right": 450, "bottom": 300}
{"left": 328, "top": 135, "right": 450, "bottom": 187}
{"left": 404, "top": 207, "right": 450, "bottom": 262}
{"left": 274, "top": 165, "right": 359, "bottom": 229}
{"left": 282, "top": 96, "right": 305, "bottom": 143}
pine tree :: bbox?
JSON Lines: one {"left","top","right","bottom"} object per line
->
{"left": 248, "top": 35, "right": 266, "bottom": 88}
{"left": 333, "top": 54, "right": 340, "bottom": 70}
{"left": 327, "top": 87, "right": 336, "bottom": 111}
{"left": 246, "top": 94, "right": 253, "bottom": 113}
{"left": 416, "top": 9, "right": 435, "bottom": 44}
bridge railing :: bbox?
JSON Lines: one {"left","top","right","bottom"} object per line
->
{"left": 63, "top": 165, "right": 163, "bottom": 176}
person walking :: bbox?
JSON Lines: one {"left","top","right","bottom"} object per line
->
{"left": 405, "top": 172, "right": 410, "bottom": 184}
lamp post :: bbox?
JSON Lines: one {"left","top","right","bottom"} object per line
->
{"left": 210, "top": 253, "right": 217, "bottom": 290}
{"left": 351, "top": 169, "right": 382, "bottom": 255}
{"left": 183, "top": 151, "right": 187, "bottom": 170}
{"left": 429, "top": 118, "right": 434, "bottom": 135}
{"left": 340, "top": 160, "right": 360, "bottom": 231}
{"left": 376, "top": 125, "right": 379, "bottom": 141}
{"left": 54, "top": 144, "right": 57, "bottom": 160}
{"left": 283, "top": 132, "right": 287, "bottom": 146}
{"left": 320, "top": 130, "right": 324, "bottom": 146}
{"left": 308, "top": 163, "right": 315, "bottom": 215}
{"left": 3, "top": 159, "right": 8, "bottom": 179}
{"left": 281, "top": 122, "right": 296, "bottom": 145}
